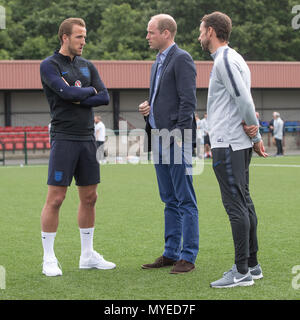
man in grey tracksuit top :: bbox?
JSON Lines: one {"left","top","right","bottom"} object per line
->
{"left": 199, "top": 12, "right": 268, "bottom": 288}
{"left": 208, "top": 45, "right": 261, "bottom": 150}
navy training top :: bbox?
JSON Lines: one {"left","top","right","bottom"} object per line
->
{"left": 40, "top": 51, "right": 109, "bottom": 141}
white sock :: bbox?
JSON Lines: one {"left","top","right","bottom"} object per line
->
{"left": 41, "top": 231, "right": 56, "bottom": 261}
{"left": 80, "top": 227, "right": 94, "bottom": 258}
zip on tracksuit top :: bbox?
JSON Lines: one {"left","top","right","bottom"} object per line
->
{"left": 207, "top": 45, "right": 261, "bottom": 151}
{"left": 40, "top": 51, "right": 109, "bottom": 141}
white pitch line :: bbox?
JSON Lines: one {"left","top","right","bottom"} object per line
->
{"left": 201, "top": 162, "right": 300, "bottom": 168}
{"left": 0, "top": 163, "right": 299, "bottom": 168}
{"left": 250, "top": 163, "right": 300, "bottom": 168}
{"left": 0, "top": 165, "right": 48, "bottom": 169}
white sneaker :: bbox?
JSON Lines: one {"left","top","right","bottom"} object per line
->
{"left": 79, "top": 250, "right": 116, "bottom": 270}
{"left": 42, "top": 257, "right": 62, "bottom": 277}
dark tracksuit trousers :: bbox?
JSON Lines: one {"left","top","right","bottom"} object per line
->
{"left": 275, "top": 138, "right": 283, "bottom": 155}
{"left": 212, "top": 146, "right": 259, "bottom": 274}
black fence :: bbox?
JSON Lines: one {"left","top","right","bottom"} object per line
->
{"left": 0, "top": 126, "right": 50, "bottom": 165}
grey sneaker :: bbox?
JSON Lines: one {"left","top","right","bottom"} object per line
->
{"left": 210, "top": 264, "right": 254, "bottom": 288}
{"left": 249, "top": 264, "right": 263, "bottom": 280}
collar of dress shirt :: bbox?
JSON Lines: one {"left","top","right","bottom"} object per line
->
{"left": 157, "top": 43, "right": 176, "bottom": 64}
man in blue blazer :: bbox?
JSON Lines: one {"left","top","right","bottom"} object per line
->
{"left": 139, "top": 14, "right": 199, "bottom": 274}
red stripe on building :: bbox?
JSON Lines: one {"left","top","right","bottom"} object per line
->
{"left": 0, "top": 60, "right": 300, "bottom": 90}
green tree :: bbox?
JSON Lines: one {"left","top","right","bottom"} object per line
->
{"left": 94, "top": 3, "right": 154, "bottom": 60}
{"left": 0, "top": 0, "right": 299, "bottom": 61}
{"left": 16, "top": 36, "right": 50, "bottom": 59}
{"left": 153, "top": 0, "right": 300, "bottom": 61}
{"left": 0, "top": 1, "right": 13, "bottom": 59}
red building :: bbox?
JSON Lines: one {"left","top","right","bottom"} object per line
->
{"left": 0, "top": 60, "right": 300, "bottom": 130}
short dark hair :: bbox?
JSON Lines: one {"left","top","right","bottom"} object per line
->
{"left": 201, "top": 12, "right": 232, "bottom": 42}
{"left": 58, "top": 18, "right": 86, "bottom": 45}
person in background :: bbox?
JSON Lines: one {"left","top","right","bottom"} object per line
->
{"left": 255, "top": 112, "right": 264, "bottom": 135}
{"left": 268, "top": 112, "right": 276, "bottom": 146}
{"left": 195, "top": 113, "right": 203, "bottom": 158}
{"left": 200, "top": 112, "right": 211, "bottom": 158}
{"left": 94, "top": 115, "right": 106, "bottom": 162}
{"left": 273, "top": 112, "right": 284, "bottom": 156}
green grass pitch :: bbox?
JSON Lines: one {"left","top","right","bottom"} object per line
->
{"left": 0, "top": 156, "right": 299, "bottom": 300}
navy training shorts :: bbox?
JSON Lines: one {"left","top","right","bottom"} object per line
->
{"left": 47, "top": 140, "right": 100, "bottom": 186}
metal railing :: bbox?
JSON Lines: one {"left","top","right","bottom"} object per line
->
{"left": 0, "top": 125, "right": 300, "bottom": 166}
{"left": 0, "top": 130, "right": 50, "bottom": 165}
{"left": 0, "top": 142, "right": 5, "bottom": 166}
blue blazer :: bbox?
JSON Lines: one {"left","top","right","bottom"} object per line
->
{"left": 145, "top": 44, "right": 197, "bottom": 151}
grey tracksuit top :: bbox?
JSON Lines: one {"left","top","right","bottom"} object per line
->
{"left": 207, "top": 45, "right": 261, "bottom": 151}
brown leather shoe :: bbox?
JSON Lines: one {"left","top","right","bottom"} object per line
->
{"left": 169, "top": 259, "right": 195, "bottom": 274}
{"left": 141, "top": 255, "right": 177, "bottom": 269}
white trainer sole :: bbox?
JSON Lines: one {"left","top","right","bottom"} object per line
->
{"left": 211, "top": 279, "right": 254, "bottom": 288}
{"left": 251, "top": 273, "right": 263, "bottom": 280}
{"left": 42, "top": 270, "right": 62, "bottom": 277}
{"left": 79, "top": 264, "right": 116, "bottom": 270}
